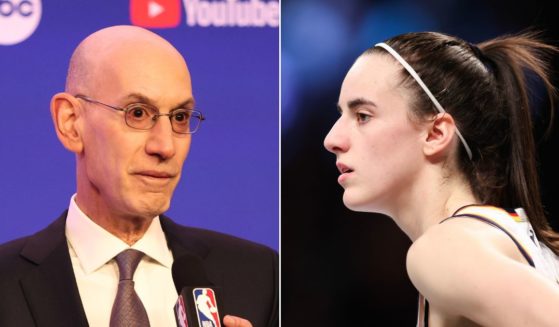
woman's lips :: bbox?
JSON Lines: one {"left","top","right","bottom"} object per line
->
{"left": 336, "top": 162, "right": 354, "bottom": 184}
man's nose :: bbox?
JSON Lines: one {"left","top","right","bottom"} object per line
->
{"left": 145, "top": 116, "right": 178, "bottom": 160}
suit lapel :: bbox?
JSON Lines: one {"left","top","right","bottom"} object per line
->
{"left": 160, "top": 216, "right": 225, "bottom": 287}
{"left": 19, "top": 213, "right": 89, "bottom": 327}
{"left": 160, "top": 215, "right": 210, "bottom": 260}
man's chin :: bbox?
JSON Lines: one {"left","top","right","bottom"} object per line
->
{"left": 133, "top": 194, "right": 172, "bottom": 218}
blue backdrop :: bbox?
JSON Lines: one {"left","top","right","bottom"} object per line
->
{"left": 0, "top": 0, "right": 279, "bottom": 250}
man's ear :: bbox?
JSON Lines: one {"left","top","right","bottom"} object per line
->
{"left": 50, "top": 92, "right": 84, "bottom": 154}
{"left": 423, "top": 113, "right": 458, "bottom": 159}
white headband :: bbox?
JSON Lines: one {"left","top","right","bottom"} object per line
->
{"left": 375, "top": 42, "right": 473, "bottom": 160}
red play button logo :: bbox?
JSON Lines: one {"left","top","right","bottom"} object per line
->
{"left": 130, "top": 0, "right": 181, "bottom": 28}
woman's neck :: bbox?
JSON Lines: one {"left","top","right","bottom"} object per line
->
{"left": 388, "top": 169, "right": 479, "bottom": 242}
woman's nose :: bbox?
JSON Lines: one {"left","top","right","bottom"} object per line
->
{"left": 323, "top": 118, "right": 349, "bottom": 154}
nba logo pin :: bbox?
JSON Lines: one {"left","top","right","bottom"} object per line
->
{"left": 193, "top": 288, "right": 221, "bottom": 327}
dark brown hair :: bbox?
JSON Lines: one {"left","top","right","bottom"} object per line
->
{"left": 366, "top": 31, "right": 559, "bottom": 254}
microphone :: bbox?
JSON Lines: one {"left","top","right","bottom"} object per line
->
{"left": 172, "top": 254, "right": 224, "bottom": 327}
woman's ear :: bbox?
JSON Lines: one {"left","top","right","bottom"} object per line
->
{"left": 423, "top": 113, "right": 458, "bottom": 159}
{"left": 50, "top": 92, "right": 84, "bottom": 154}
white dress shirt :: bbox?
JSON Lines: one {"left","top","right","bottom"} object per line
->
{"left": 65, "top": 194, "right": 178, "bottom": 326}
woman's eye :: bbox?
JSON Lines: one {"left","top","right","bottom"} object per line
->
{"left": 356, "top": 112, "right": 371, "bottom": 123}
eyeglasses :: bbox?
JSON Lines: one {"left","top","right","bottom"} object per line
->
{"left": 75, "top": 94, "right": 205, "bottom": 134}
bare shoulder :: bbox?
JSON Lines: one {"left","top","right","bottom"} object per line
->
{"left": 407, "top": 217, "right": 526, "bottom": 277}
{"left": 407, "top": 215, "right": 534, "bottom": 275}
{"left": 406, "top": 219, "right": 495, "bottom": 308}
{"left": 407, "top": 218, "right": 559, "bottom": 326}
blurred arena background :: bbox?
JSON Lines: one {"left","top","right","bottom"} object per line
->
{"left": 281, "top": 0, "right": 559, "bottom": 325}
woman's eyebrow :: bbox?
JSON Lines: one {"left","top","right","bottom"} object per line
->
{"left": 347, "top": 98, "right": 377, "bottom": 111}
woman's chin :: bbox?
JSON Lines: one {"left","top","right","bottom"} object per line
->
{"left": 342, "top": 194, "right": 368, "bottom": 212}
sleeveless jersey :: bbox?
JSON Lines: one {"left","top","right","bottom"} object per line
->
{"left": 416, "top": 205, "right": 559, "bottom": 327}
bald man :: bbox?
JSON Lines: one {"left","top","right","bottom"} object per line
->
{"left": 0, "top": 26, "right": 278, "bottom": 327}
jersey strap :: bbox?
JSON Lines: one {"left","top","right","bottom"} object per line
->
{"left": 440, "top": 206, "right": 535, "bottom": 267}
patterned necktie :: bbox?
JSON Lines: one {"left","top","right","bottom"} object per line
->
{"left": 110, "top": 249, "right": 150, "bottom": 327}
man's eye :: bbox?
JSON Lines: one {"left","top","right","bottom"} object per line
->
{"left": 127, "top": 106, "right": 151, "bottom": 120}
{"left": 173, "top": 111, "right": 191, "bottom": 123}
{"left": 357, "top": 112, "right": 371, "bottom": 123}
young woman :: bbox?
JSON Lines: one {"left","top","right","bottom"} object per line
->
{"left": 324, "top": 31, "right": 559, "bottom": 326}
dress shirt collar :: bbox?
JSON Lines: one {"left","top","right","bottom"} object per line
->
{"left": 65, "top": 194, "right": 174, "bottom": 274}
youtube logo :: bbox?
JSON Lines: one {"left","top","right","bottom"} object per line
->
{"left": 130, "top": 0, "right": 181, "bottom": 28}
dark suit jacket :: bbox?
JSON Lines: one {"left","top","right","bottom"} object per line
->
{"left": 0, "top": 212, "right": 278, "bottom": 327}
